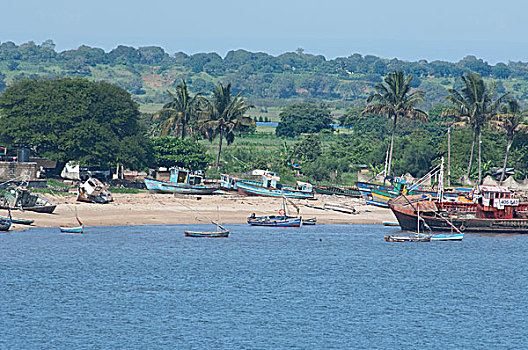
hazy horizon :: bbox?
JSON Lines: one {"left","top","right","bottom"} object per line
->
{"left": 3, "top": 0, "right": 528, "bottom": 65}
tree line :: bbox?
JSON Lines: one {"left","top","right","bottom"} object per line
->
{"left": 4, "top": 41, "right": 528, "bottom": 107}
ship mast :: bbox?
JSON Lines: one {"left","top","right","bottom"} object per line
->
{"left": 437, "top": 157, "right": 444, "bottom": 201}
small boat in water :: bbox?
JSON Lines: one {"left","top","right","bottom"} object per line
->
{"left": 247, "top": 214, "right": 302, "bottom": 227}
{"left": 382, "top": 221, "right": 400, "bottom": 227}
{"left": 302, "top": 217, "right": 317, "bottom": 225}
{"left": 185, "top": 223, "right": 229, "bottom": 237}
{"left": 384, "top": 234, "right": 431, "bottom": 242}
{"left": 60, "top": 217, "right": 84, "bottom": 234}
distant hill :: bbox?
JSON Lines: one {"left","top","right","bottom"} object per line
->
{"left": 2, "top": 40, "right": 528, "bottom": 111}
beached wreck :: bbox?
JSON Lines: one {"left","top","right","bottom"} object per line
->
{"left": 1, "top": 186, "right": 57, "bottom": 213}
{"left": 77, "top": 177, "right": 113, "bottom": 204}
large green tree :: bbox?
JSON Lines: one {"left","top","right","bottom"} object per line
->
{"left": 362, "top": 71, "right": 428, "bottom": 177}
{"left": 151, "top": 137, "right": 212, "bottom": 171}
{"left": 276, "top": 103, "right": 333, "bottom": 138}
{"left": 490, "top": 98, "right": 528, "bottom": 182}
{"left": 154, "top": 79, "right": 203, "bottom": 139}
{"left": 0, "top": 77, "right": 153, "bottom": 171}
{"left": 444, "top": 72, "right": 506, "bottom": 183}
{"left": 199, "top": 83, "right": 254, "bottom": 171}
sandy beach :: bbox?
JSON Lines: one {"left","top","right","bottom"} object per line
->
{"left": 6, "top": 192, "right": 397, "bottom": 230}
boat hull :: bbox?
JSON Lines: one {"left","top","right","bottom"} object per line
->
{"left": 247, "top": 216, "right": 302, "bottom": 227}
{"left": 0, "top": 219, "right": 11, "bottom": 231}
{"left": 390, "top": 199, "right": 528, "bottom": 234}
{"left": 60, "top": 226, "right": 84, "bottom": 234}
{"left": 237, "top": 181, "right": 314, "bottom": 199}
{"left": 144, "top": 178, "right": 218, "bottom": 195}
{"left": 0, "top": 216, "right": 34, "bottom": 225}
{"left": 184, "top": 230, "right": 229, "bottom": 237}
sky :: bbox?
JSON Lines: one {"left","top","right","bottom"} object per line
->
{"left": 3, "top": 0, "right": 528, "bottom": 64}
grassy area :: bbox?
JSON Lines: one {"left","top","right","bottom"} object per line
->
{"left": 109, "top": 187, "right": 147, "bottom": 194}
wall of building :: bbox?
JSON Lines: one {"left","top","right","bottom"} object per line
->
{"left": 0, "top": 162, "right": 37, "bottom": 181}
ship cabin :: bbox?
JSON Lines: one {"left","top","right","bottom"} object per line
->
{"left": 477, "top": 185, "right": 518, "bottom": 219}
{"left": 220, "top": 174, "right": 239, "bottom": 191}
{"left": 169, "top": 168, "right": 203, "bottom": 185}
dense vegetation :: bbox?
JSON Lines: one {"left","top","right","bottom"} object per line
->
{"left": 2, "top": 41, "right": 528, "bottom": 185}
{"left": 0, "top": 78, "right": 153, "bottom": 172}
{"left": 3, "top": 40, "right": 528, "bottom": 110}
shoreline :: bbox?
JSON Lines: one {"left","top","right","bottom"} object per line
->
{"left": 6, "top": 193, "right": 397, "bottom": 230}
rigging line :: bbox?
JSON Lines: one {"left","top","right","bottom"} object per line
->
{"left": 173, "top": 198, "right": 220, "bottom": 224}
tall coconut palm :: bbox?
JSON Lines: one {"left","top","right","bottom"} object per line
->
{"left": 362, "top": 71, "right": 428, "bottom": 177}
{"left": 490, "top": 98, "right": 528, "bottom": 182}
{"left": 199, "top": 83, "right": 254, "bottom": 171}
{"left": 154, "top": 79, "right": 202, "bottom": 139}
{"left": 444, "top": 73, "right": 506, "bottom": 184}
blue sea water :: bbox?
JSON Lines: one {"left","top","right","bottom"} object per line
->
{"left": 1, "top": 224, "right": 527, "bottom": 349}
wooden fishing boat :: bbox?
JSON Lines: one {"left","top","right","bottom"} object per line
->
{"left": 247, "top": 215, "right": 302, "bottom": 227}
{"left": 0, "top": 216, "right": 12, "bottom": 231}
{"left": 314, "top": 184, "right": 361, "bottom": 197}
{"left": 302, "top": 217, "right": 317, "bottom": 225}
{"left": 236, "top": 172, "right": 314, "bottom": 199}
{"left": 382, "top": 221, "right": 400, "bottom": 226}
{"left": 384, "top": 234, "right": 431, "bottom": 242}
{"left": 60, "top": 217, "right": 84, "bottom": 234}
{"left": 389, "top": 186, "right": 528, "bottom": 234}
{"left": 0, "top": 216, "right": 34, "bottom": 225}
{"left": 429, "top": 233, "right": 464, "bottom": 241}
{"left": 144, "top": 168, "right": 219, "bottom": 195}
{"left": 185, "top": 224, "right": 229, "bottom": 237}
{"left": 2, "top": 187, "right": 56, "bottom": 213}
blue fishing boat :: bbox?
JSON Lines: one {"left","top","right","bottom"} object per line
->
{"left": 185, "top": 223, "right": 229, "bottom": 237}
{"left": 247, "top": 214, "right": 302, "bottom": 227}
{"left": 219, "top": 174, "right": 239, "bottom": 191}
{"left": 144, "top": 168, "right": 219, "bottom": 195}
{"left": 60, "top": 217, "right": 84, "bottom": 234}
{"left": 0, "top": 217, "right": 11, "bottom": 231}
{"left": 0, "top": 216, "right": 33, "bottom": 225}
{"left": 237, "top": 173, "right": 314, "bottom": 199}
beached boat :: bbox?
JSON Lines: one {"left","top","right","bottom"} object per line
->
{"left": 144, "top": 168, "right": 219, "bottom": 195}
{"left": 60, "top": 217, "right": 84, "bottom": 234}
{"left": 77, "top": 177, "right": 113, "bottom": 204}
{"left": 236, "top": 172, "right": 314, "bottom": 199}
{"left": 0, "top": 216, "right": 34, "bottom": 225}
{"left": 219, "top": 174, "right": 239, "bottom": 192}
{"left": 389, "top": 186, "right": 528, "bottom": 234}
{"left": 2, "top": 187, "right": 56, "bottom": 213}
{"left": 185, "top": 224, "right": 229, "bottom": 237}
{"left": 0, "top": 208, "right": 12, "bottom": 231}
{"left": 314, "top": 184, "right": 361, "bottom": 197}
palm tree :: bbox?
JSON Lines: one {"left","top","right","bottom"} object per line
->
{"left": 444, "top": 73, "right": 506, "bottom": 184}
{"left": 199, "top": 83, "right": 254, "bottom": 171}
{"left": 490, "top": 98, "right": 528, "bottom": 182}
{"left": 362, "top": 71, "right": 428, "bottom": 177}
{"left": 153, "top": 79, "right": 202, "bottom": 139}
